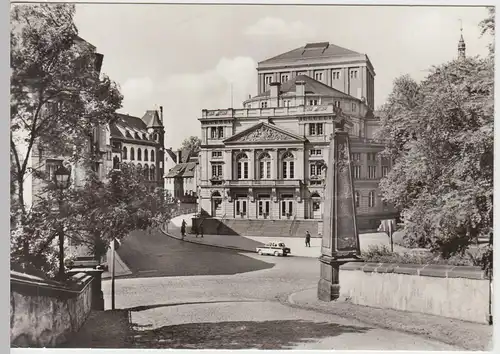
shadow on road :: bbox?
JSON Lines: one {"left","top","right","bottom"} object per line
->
{"left": 130, "top": 319, "right": 372, "bottom": 349}
{"left": 116, "top": 228, "right": 275, "bottom": 278}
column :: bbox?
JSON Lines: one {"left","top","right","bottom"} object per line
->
{"left": 296, "top": 149, "right": 304, "bottom": 180}
{"left": 271, "top": 149, "right": 279, "bottom": 179}
{"left": 224, "top": 150, "right": 232, "bottom": 180}
{"left": 249, "top": 149, "right": 255, "bottom": 180}
{"left": 318, "top": 126, "right": 362, "bottom": 302}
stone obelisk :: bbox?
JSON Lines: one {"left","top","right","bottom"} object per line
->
{"left": 318, "top": 122, "right": 361, "bottom": 301}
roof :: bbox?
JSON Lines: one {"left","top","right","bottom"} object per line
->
{"left": 165, "top": 148, "right": 177, "bottom": 163}
{"left": 259, "top": 42, "right": 362, "bottom": 65}
{"left": 255, "top": 74, "right": 357, "bottom": 101}
{"left": 166, "top": 162, "right": 197, "bottom": 178}
{"left": 142, "top": 110, "right": 163, "bottom": 128}
{"left": 110, "top": 112, "right": 161, "bottom": 144}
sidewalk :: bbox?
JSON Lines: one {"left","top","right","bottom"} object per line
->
{"left": 163, "top": 213, "right": 416, "bottom": 258}
{"left": 282, "top": 288, "right": 493, "bottom": 351}
{"left": 61, "top": 310, "right": 131, "bottom": 348}
{"left": 102, "top": 247, "right": 133, "bottom": 279}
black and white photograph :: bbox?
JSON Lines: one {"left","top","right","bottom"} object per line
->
{"left": 9, "top": 0, "right": 495, "bottom": 351}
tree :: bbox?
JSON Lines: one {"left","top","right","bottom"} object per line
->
{"left": 376, "top": 12, "right": 494, "bottom": 269}
{"left": 10, "top": 164, "right": 173, "bottom": 276}
{"left": 10, "top": 3, "right": 122, "bottom": 216}
{"left": 180, "top": 136, "right": 201, "bottom": 157}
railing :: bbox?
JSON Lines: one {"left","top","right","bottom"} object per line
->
{"left": 225, "top": 179, "right": 301, "bottom": 187}
{"left": 202, "top": 104, "right": 340, "bottom": 119}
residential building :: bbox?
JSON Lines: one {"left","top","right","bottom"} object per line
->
{"left": 108, "top": 107, "right": 166, "bottom": 191}
{"left": 197, "top": 42, "right": 397, "bottom": 232}
{"left": 165, "top": 148, "right": 199, "bottom": 202}
{"left": 164, "top": 147, "right": 178, "bottom": 199}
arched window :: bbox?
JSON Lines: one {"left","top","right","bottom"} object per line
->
{"left": 144, "top": 149, "right": 148, "bottom": 161}
{"left": 150, "top": 165, "right": 155, "bottom": 181}
{"left": 130, "top": 147, "right": 135, "bottom": 160}
{"left": 368, "top": 191, "right": 375, "bottom": 208}
{"left": 282, "top": 151, "right": 295, "bottom": 179}
{"left": 143, "top": 164, "right": 149, "bottom": 179}
{"left": 123, "top": 147, "right": 128, "bottom": 160}
{"left": 355, "top": 191, "right": 360, "bottom": 208}
{"left": 137, "top": 148, "right": 142, "bottom": 161}
{"left": 236, "top": 153, "right": 249, "bottom": 179}
{"left": 151, "top": 150, "right": 155, "bottom": 162}
{"left": 259, "top": 152, "right": 271, "bottom": 179}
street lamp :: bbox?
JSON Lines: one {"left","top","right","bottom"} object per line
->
{"left": 54, "top": 165, "right": 71, "bottom": 280}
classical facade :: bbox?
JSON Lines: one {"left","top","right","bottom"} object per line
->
{"left": 109, "top": 108, "right": 166, "bottom": 190}
{"left": 198, "top": 41, "right": 398, "bottom": 230}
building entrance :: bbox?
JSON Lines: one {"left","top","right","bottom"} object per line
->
{"left": 257, "top": 194, "right": 271, "bottom": 219}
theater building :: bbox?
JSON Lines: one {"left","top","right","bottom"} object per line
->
{"left": 197, "top": 42, "right": 398, "bottom": 232}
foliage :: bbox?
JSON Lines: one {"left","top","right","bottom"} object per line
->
{"left": 375, "top": 13, "right": 494, "bottom": 272}
{"left": 11, "top": 164, "right": 174, "bottom": 276}
{"left": 180, "top": 136, "right": 201, "bottom": 157}
{"left": 479, "top": 6, "right": 495, "bottom": 55}
{"left": 10, "top": 3, "right": 123, "bottom": 214}
{"left": 361, "top": 245, "right": 491, "bottom": 270}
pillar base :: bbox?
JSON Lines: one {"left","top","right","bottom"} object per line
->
{"left": 318, "top": 278, "right": 340, "bottom": 301}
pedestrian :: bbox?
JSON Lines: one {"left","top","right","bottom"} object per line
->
{"left": 181, "top": 219, "right": 186, "bottom": 239}
{"left": 305, "top": 231, "right": 311, "bottom": 247}
{"left": 200, "top": 223, "right": 204, "bottom": 238}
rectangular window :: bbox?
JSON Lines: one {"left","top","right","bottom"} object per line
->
{"left": 309, "top": 124, "right": 316, "bottom": 135}
{"left": 261, "top": 101, "right": 268, "bottom": 108}
{"left": 46, "top": 159, "right": 63, "bottom": 181}
{"left": 352, "top": 103, "right": 357, "bottom": 111}
{"left": 334, "top": 101, "right": 341, "bottom": 108}
{"left": 316, "top": 123, "right": 323, "bottom": 135}
{"left": 314, "top": 72, "right": 323, "bottom": 81}
{"left": 353, "top": 165, "right": 361, "bottom": 179}
{"left": 310, "top": 164, "right": 317, "bottom": 176}
{"left": 368, "top": 166, "right": 377, "bottom": 179}
{"left": 382, "top": 166, "right": 389, "bottom": 177}
{"left": 243, "top": 162, "right": 248, "bottom": 179}
{"left": 308, "top": 99, "right": 318, "bottom": 106}
{"left": 351, "top": 153, "right": 361, "bottom": 161}
{"left": 332, "top": 70, "right": 341, "bottom": 80}
{"left": 310, "top": 149, "right": 322, "bottom": 156}
{"left": 282, "top": 161, "right": 287, "bottom": 179}
{"left": 211, "top": 164, "right": 222, "bottom": 177}
{"left": 217, "top": 127, "right": 224, "bottom": 139}
{"left": 289, "top": 161, "right": 294, "bottom": 179}
{"left": 355, "top": 192, "right": 360, "bottom": 208}
{"left": 280, "top": 74, "right": 289, "bottom": 83}
{"left": 367, "top": 152, "right": 377, "bottom": 161}
{"left": 265, "top": 76, "right": 273, "bottom": 86}
{"left": 368, "top": 191, "right": 375, "bottom": 207}
{"left": 266, "top": 161, "right": 271, "bottom": 179}
{"left": 210, "top": 127, "right": 217, "bottom": 139}
{"left": 350, "top": 69, "right": 358, "bottom": 79}
{"left": 211, "top": 151, "right": 222, "bottom": 158}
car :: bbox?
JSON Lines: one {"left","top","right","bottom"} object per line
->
{"left": 256, "top": 241, "right": 291, "bottom": 257}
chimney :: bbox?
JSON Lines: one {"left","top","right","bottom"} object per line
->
{"left": 159, "top": 106, "right": 163, "bottom": 123}
{"left": 295, "top": 80, "right": 306, "bottom": 106}
{"left": 177, "top": 149, "right": 182, "bottom": 163}
{"left": 270, "top": 82, "right": 281, "bottom": 108}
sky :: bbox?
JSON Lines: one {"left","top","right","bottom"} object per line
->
{"left": 73, "top": 4, "right": 492, "bottom": 151}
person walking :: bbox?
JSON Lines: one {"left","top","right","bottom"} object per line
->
{"left": 181, "top": 219, "right": 186, "bottom": 239}
{"left": 305, "top": 231, "right": 311, "bottom": 247}
{"left": 199, "top": 223, "right": 204, "bottom": 238}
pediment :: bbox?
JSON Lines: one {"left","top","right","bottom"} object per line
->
{"left": 224, "top": 123, "right": 305, "bottom": 144}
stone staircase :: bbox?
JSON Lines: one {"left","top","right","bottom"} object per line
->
{"left": 192, "top": 217, "right": 321, "bottom": 238}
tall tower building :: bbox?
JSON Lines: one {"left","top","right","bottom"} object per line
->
{"left": 458, "top": 20, "right": 466, "bottom": 60}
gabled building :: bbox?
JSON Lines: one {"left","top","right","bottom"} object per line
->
{"left": 165, "top": 148, "right": 199, "bottom": 202}
{"left": 108, "top": 107, "right": 166, "bottom": 190}
{"left": 197, "top": 42, "right": 397, "bottom": 233}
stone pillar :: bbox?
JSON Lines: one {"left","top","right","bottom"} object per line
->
{"left": 66, "top": 268, "right": 104, "bottom": 310}
{"left": 318, "top": 125, "right": 362, "bottom": 302}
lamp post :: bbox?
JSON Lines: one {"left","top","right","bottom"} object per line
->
{"left": 54, "top": 165, "right": 71, "bottom": 280}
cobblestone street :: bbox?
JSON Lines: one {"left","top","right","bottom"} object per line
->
{"left": 95, "top": 228, "right": 463, "bottom": 350}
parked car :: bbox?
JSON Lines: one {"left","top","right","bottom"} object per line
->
{"left": 256, "top": 241, "right": 291, "bottom": 257}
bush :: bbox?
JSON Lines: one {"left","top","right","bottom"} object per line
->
{"left": 361, "top": 244, "right": 486, "bottom": 267}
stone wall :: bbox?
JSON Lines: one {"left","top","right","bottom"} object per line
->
{"left": 10, "top": 271, "right": 94, "bottom": 347}
{"left": 340, "top": 262, "right": 492, "bottom": 324}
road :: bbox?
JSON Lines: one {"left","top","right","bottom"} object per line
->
{"left": 103, "top": 228, "right": 458, "bottom": 350}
